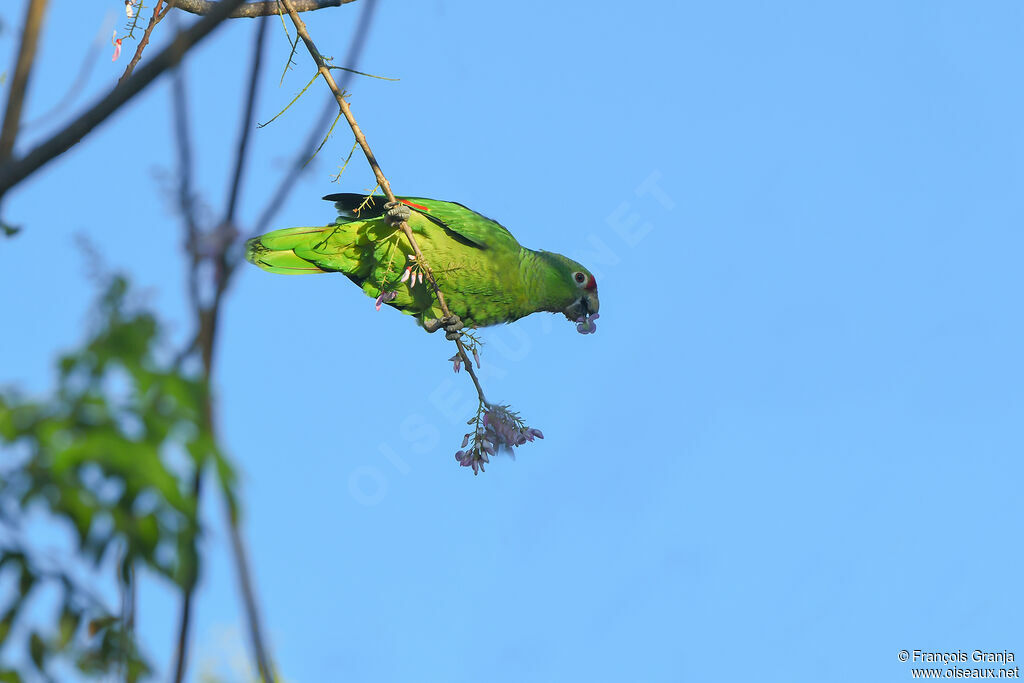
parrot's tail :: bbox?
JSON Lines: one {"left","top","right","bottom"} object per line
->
{"left": 244, "top": 226, "right": 336, "bottom": 275}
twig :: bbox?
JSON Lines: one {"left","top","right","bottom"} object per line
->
{"left": 217, "top": 18, "right": 277, "bottom": 683}
{"left": 225, "top": 514, "right": 272, "bottom": 681}
{"left": 225, "top": 16, "right": 269, "bottom": 223}
{"left": 170, "top": 18, "right": 276, "bottom": 683}
{"left": 0, "top": 0, "right": 249, "bottom": 202}
{"left": 172, "top": 65, "right": 201, "bottom": 316}
{"left": 21, "top": 24, "right": 105, "bottom": 132}
{"left": 175, "top": 0, "right": 356, "bottom": 18}
{"left": 118, "top": 0, "right": 177, "bottom": 86}
{"left": 122, "top": 558, "right": 139, "bottom": 683}
{"left": 169, "top": 57, "right": 201, "bottom": 683}
{"left": 257, "top": 70, "right": 319, "bottom": 129}
{"left": 248, "top": 0, "right": 376, "bottom": 239}
{"left": 279, "top": 0, "right": 488, "bottom": 403}
{"left": 0, "top": 0, "right": 50, "bottom": 162}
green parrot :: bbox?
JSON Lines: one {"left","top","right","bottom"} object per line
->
{"left": 244, "top": 194, "right": 600, "bottom": 333}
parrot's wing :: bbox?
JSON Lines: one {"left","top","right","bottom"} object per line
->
{"left": 323, "top": 193, "right": 519, "bottom": 251}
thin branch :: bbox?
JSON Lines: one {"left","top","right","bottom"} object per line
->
{"left": 0, "top": 0, "right": 249, "bottom": 202}
{"left": 118, "top": 0, "right": 175, "bottom": 86}
{"left": 276, "top": 4, "right": 299, "bottom": 86}
{"left": 0, "top": 0, "right": 50, "bottom": 162}
{"left": 124, "top": 0, "right": 146, "bottom": 39}
{"left": 256, "top": 70, "right": 319, "bottom": 129}
{"left": 225, "top": 515, "right": 273, "bottom": 681}
{"left": 170, "top": 17, "right": 276, "bottom": 682}
{"left": 305, "top": 109, "right": 341, "bottom": 166}
{"left": 175, "top": 0, "right": 357, "bottom": 18}
{"left": 225, "top": 16, "right": 269, "bottom": 223}
{"left": 21, "top": 24, "right": 105, "bottom": 132}
{"left": 326, "top": 64, "right": 397, "bottom": 81}
{"left": 170, "top": 469, "right": 202, "bottom": 683}
{"left": 330, "top": 139, "right": 359, "bottom": 182}
{"left": 248, "top": 0, "right": 376, "bottom": 239}
{"left": 169, "top": 58, "right": 201, "bottom": 683}
{"left": 217, "top": 18, "right": 276, "bottom": 683}
{"left": 280, "top": 0, "right": 488, "bottom": 403}
{"left": 172, "top": 63, "right": 201, "bottom": 316}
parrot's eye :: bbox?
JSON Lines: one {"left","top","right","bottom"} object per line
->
{"left": 573, "top": 272, "right": 586, "bottom": 285}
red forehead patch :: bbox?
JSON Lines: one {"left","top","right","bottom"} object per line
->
{"left": 586, "top": 275, "right": 597, "bottom": 290}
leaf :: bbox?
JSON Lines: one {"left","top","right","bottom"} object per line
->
{"left": 0, "top": 669, "right": 23, "bottom": 683}
{"left": 136, "top": 514, "right": 159, "bottom": 556}
{"left": 86, "top": 615, "right": 118, "bottom": 637}
{"left": 28, "top": 632, "right": 45, "bottom": 670}
{"left": 58, "top": 608, "right": 80, "bottom": 649}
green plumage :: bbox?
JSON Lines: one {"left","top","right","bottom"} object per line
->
{"left": 245, "top": 194, "right": 600, "bottom": 329}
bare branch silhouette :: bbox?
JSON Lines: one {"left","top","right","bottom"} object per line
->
{"left": 21, "top": 23, "right": 106, "bottom": 132}
{"left": 225, "top": 18, "right": 268, "bottom": 223}
{"left": 175, "top": 0, "right": 357, "bottom": 18}
{"left": 118, "top": 0, "right": 177, "bottom": 85}
{"left": 0, "top": 0, "right": 50, "bottom": 162}
{"left": 169, "top": 58, "right": 203, "bottom": 683}
{"left": 0, "top": 0, "right": 248, "bottom": 203}
{"left": 169, "top": 18, "right": 277, "bottom": 679}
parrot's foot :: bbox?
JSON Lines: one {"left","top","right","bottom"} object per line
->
{"left": 424, "top": 314, "right": 463, "bottom": 339}
{"left": 384, "top": 201, "right": 411, "bottom": 226}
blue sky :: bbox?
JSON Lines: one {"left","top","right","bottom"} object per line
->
{"left": 2, "top": 1, "right": 1023, "bottom": 681}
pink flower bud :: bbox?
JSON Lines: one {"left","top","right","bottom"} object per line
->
{"left": 374, "top": 290, "right": 395, "bottom": 311}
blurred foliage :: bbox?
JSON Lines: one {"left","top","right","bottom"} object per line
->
{"left": 0, "top": 275, "right": 237, "bottom": 680}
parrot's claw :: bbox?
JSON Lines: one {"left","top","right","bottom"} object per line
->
{"left": 384, "top": 201, "right": 411, "bottom": 226}
{"left": 424, "top": 314, "right": 463, "bottom": 338}
{"left": 442, "top": 315, "right": 464, "bottom": 339}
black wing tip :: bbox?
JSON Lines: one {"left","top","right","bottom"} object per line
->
{"left": 322, "top": 192, "right": 386, "bottom": 203}
{"left": 323, "top": 193, "right": 390, "bottom": 218}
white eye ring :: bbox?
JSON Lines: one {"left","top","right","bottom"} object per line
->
{"left": 573, "top": 271, "right": 586, "bottom": 286}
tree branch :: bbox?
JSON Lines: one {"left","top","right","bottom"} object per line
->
{"left": 175, "top": 0, "right": 356, "bottom": 18}
{"left": 217, "top": 19, "right": 276, "bottom": 683}
{"left": 169, "top": 58, "right": 201, "bottom": 683}
{"left": 224, "top": 17, "right": 268, "bottom": 223}
{"left": 279, "top": 0, "right": 488, "bottom": 404}
{"left": 248, "top": 0, "right": 376, "bottom": 239}
{"left": 170, "top": 18, "right": 276, "bottom": 683}
{"left": 21, "top": 24, "right": 105, "bottom": 133}
{"left": 118, "top": 0, "right": 175, "bottom": 86}
{"left": 0, "top": 0, "right": 50, "bottom": 163}
{"left": 0, "top": 0, "right": 249, "bottom": 203}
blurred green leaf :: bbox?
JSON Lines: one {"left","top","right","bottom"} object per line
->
{"left": 0, "top": 274, "right": 241, "bottom": 679}
{"left": 58, "top": 607, "right": 80, "bottom": 649}
{"left": 28, "top": 632, "right": 45, "bottom": 670}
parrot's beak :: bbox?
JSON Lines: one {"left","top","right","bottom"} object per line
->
{"left": 563, "top": 289, "right": 600, "bottom": 321}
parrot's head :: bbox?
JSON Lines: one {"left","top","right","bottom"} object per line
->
{"left": 542, "top": 252, "right": 600, "bottom": 324}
